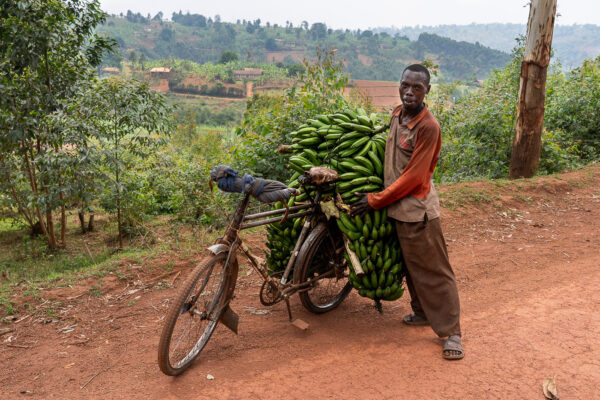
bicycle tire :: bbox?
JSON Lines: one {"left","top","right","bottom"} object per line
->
{"left": 294, "top": 222, "right": 352, "bottom": 314}
{"left": 158, "top": 252, "right": 238, "bottom": 375}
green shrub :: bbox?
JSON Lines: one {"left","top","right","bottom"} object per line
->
{"left": 545, "top": 56, "right": 600, "bottom": 161}
{"left": 433, "top": 40, "right": 581, "bottom": 182}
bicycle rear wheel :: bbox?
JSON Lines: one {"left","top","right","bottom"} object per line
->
{"left": 294, "top": 223, "right": 352, "bottom": 313}
{"left": 158, "top": 252, "right": 237, "bottom": 375}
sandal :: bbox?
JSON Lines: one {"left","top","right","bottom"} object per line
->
{"left": 402, "top": 313, "right": 430, "bottom": 326}
{"left": 443, "top": 335, "right": 464, "bottom": 360}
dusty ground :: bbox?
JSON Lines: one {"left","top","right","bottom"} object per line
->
{"left": 1, "top": 165, "right": 599, "bottom": 399}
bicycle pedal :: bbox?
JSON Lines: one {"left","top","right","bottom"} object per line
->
{"left": 291, "top": 319, "right": 309, "bottom": 331}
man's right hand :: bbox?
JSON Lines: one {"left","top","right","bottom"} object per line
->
{"left": 350, "top": 193, "right": 373, "bottom": 217}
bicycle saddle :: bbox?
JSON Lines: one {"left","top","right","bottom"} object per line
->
{"left": 303, "top": 167, "right": 339, "bottom": 185}
{"left": 209, "top": 165, "right": 297, "bottom": 203}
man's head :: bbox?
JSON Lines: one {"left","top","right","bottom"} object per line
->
{"left": 399, "top": 64, "right": 431, "bottom": 111}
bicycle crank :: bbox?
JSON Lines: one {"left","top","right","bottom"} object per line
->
{"left": 259, "top": 272, "right": 284, "bottom": 306}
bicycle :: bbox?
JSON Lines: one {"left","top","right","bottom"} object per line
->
{"left": 157, "top": 167, "right": 351, "bottom": 376}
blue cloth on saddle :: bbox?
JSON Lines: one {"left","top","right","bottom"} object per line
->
{"left": 215, "top": 166, "right": 240, "bottom": 193}
{"left": 210, "top": 165, "right": 293, "bottom": 203}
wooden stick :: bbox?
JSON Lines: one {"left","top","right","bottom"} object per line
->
{"left": 344, "top": 237, "right": 365, "bottom": 277}
{"left": 6, "top": 344, "right": 30, "bottom": 349}
{"left": 147, "top": 269, "right": 181, "bottom": 284}
{"left": 83, "top": 241, "right": 95, "bottom": 264}
{"left": 168, "top": 271, "right": 181, "bottom": 286}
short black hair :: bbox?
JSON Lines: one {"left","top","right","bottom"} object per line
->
{"left": 402, "top": 64, "right": 430, "bottom": 84}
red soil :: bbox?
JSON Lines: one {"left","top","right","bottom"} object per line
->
{"left": 1, "top": 165, "right": 599, "bottom": 399}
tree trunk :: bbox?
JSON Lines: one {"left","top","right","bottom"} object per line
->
{"left": 31, "top": 221, "right": 44, "bottom": 236}
{"left": 88, "top": 213, "right": 95, "bottom": 232}
{"left": 116, "top": 166, "right": 123, "bottom": 250}
{"left": 509, "top": 0, "right": 557, "bottom": 179}
{"left": 8, "top": 180, "right": 34, "bottom": 229}
{"left": 60, "top": 204, "right": 66, "bottom": 247}
{"left": 59, "top": 181, "right": 66, "bottom": 247}
{"left": 46, "top": 206, "right": 57, "bottom": 249}
{"left": 23, "top": 149, "right": 50, "bottom": 241}
{"left": 78, "top": 210, "right": 87, "bottom": 234}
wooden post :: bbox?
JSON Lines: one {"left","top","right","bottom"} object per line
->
{"left": 509, "top": 0, "right": 557, "bottom": 179}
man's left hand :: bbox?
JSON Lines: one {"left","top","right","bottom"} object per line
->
{"left": 350, "top": 193, "right": 373, "bottom": 216}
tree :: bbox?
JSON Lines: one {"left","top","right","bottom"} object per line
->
{"left": 545, "top": 56, "right": 600, "bottom": 161}
{"left": 139, "top": 53, "right": 147, "bottom": 70}
{"left": 310, "top": 23, "right": 328, "bottom": 40}
{"left": 509, "top": 0, "right": 557, "bottom": 178}
{"left": 61, "top": 77, "right": 173, "bottom": 249}
{"left": 219, "top": 50, "right": 239, "bottom": 64}
{"left": 265, "top": 38, "right": 278, "bottom": 51}
{"left": 0, "top": 0, "right": 113, "bottom": 248}
{"left": 236, "top": 48, "right": 351, "bottom": 181}
{"left": 159, "top": 27, "right": 174, "bottom": 42}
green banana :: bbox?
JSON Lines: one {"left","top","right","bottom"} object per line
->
{"left": 368, "top": 150, "right": 383, "bottom": 176}
{"left": 298, "top": 137, "right": 321, "bottom": 147}
{"left": 355, "top": 156, "right": 375, "bottom": 174}
{"left": 317, "top": 115, "right": 332, "bottom": 125}
{"left": 340, "top": 213, "right": 358, "bottom": 232}
{"left": 357, "top": 115, "right": 373, "bottom": 127}
{"left": 339, "top": 172, "right": 362, "bottom": 181}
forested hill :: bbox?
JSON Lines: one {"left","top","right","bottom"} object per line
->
{"left": 374, "top": 23, "right": 600, "bottom": 69}
{"left": 98, "top": 13, "right": 510, "bottom": 81}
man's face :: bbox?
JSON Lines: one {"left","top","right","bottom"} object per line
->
{"left": 399, "top": 70, "right": 430, "bottom": 111}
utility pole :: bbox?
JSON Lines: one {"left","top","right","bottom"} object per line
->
{"left": 509, "top": 0, "right": 557, "bottom": 179}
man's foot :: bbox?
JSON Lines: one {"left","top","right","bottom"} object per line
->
{"left": 402, "top": 313, "right": 430, "bottom": 326}
{"left": 443, "top": 335, "right": 464, "bottom": 360}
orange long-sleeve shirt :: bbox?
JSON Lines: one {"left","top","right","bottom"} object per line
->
{"left": 367, "top": 105, "right": 441, "bottom": 222}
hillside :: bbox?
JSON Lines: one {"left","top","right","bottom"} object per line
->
{"left": 97, "top": 14, "right": 510, "bottom": 81}
{"left": 374, "top": 23, "right": 600, "bottom": 69}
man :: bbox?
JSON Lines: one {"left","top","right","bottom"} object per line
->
{"left": 351, "top": 64, "right": 463, "bottom": 360}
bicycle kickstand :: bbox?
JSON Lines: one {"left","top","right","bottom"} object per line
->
{"left": 284, "top": 295, "right": 309, "bottom": 331}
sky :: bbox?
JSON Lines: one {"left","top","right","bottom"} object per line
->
{"left": 99, "top": 0, "right": 599, "bottom": 30}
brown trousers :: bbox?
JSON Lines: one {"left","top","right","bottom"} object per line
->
{"left": 395, "top": 217, "right": 461, "bottom": 337}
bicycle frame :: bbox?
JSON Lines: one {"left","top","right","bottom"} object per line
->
{"left": 210, "top": 184, "right": 327, "bottom": 325}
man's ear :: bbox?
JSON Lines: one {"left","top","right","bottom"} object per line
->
{"left": 426, "top": 84, "right": 431, "bottom": 95}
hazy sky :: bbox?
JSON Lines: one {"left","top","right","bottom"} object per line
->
{"left": 99, "top": 0, "right": 599, "bottom": 29}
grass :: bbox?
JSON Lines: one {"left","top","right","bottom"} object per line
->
{"left": 0, "top": 217, "right": 27, "bottom": 233}
{"left": 439, "top": 185, "right": 498, "bottom": 210}
{"left": 0, "top": 211, "right": 220, "bottom": 317}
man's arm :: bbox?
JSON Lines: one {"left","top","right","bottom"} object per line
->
{"left": 367, "top": 125, "right": 441, "bottom": 210}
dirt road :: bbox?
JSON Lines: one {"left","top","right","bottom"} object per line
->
{"left": 1, "top": 167, "right": 599, "bottom": 399}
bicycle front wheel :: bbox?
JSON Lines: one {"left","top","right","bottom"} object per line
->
{"left": 158, "top": 252, "right": 237, "bottom": 376}
{"left": 294, "top": 222, "right": 352, "bottom": 313}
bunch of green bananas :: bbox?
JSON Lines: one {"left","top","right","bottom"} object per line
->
{"left": 287, "top": 108, "right": 387, "bottom": 204}
{"left": 337, "top": 209, "right": 404, "bottom": 301}
{"left": 265, "top": 107, "right": 404, "bottom": 303}
{"left": 265, "top": 198, "right": 303, "bottom": 274}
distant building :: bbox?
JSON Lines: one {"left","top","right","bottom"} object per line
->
{"left": 101, "top": 67, "right": 120, "bottom": 75}
{"left": 284, "top": 41, "right": 296, "bottom": 48}
{"left": 149, "top": 67, "right": 173, "bottom": 79}
{"left": 233, "top": 68, "right": 263, "bottom": 80}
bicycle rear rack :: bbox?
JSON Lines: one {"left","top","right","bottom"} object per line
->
{"left": 240, "top": 203, "right": 312, "bottom": 230}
